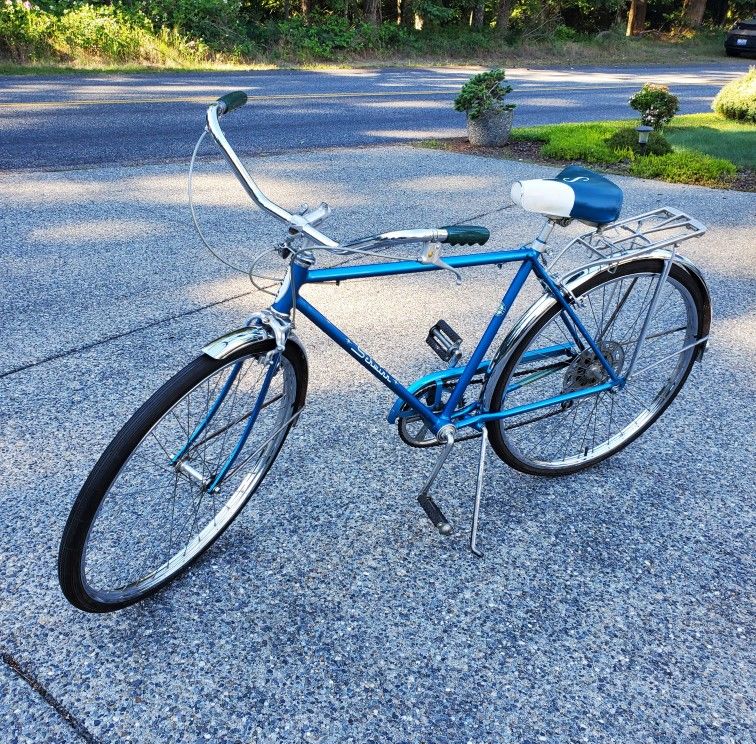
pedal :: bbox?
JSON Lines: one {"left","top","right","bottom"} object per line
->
{"left": 426, "top": 320, "right": 462, "bottom": 365}
{"left": 418, "top": 493, "right": 453, "bottom": 535}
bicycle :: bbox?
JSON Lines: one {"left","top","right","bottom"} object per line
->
{"left": 58, "top": 91, "right": 712, "bottom": 613}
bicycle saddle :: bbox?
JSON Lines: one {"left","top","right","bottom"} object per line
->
{"left": 510, "top": 165, "right": 623, "bottom": 226}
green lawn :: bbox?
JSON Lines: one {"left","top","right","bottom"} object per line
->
{"left": 665, "top": 113, "right": 755, "bottom": 170}
{"left": 511, "top": 113, "right": 754, "bottom": 187}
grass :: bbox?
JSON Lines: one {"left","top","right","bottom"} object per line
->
{"left": 510, "top": 114, "right": 753, "bottom": 187}
{"left": 0, "top": 60, "right": 276, "bottom": 75}
{"left": 0, "top": 24, "right": 729, "bottom": 74}
{"left": 665, "top": 113, "right": 756, "bottom": 169}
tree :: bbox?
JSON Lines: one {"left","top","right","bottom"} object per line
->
{"left": 472, "top": 1, "right": 485, "bottom": 28}
{"left": 626, "top": 0, "right": 647, "bottom": 36}
{"left": 364, "top": 0, "right": 381, "bottom": 25}
{"left": 682, "top": 0, "right": 707, "bottom": 27}
{"left": 495, "top": 0, "right": 512, "bottom": 35}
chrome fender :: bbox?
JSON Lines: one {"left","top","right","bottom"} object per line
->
{"left": 202, "top": 326, "right": 270, "bottom": 359}
{"left": 202, "top": 327, "right": 309, "bottom": 411}
{"left": 483, "top": 250, "right": 712, "bottom": 410}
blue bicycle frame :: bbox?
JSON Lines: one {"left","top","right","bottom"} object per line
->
{"left": 269, "top": 246, "right": 621, "bottom": 438}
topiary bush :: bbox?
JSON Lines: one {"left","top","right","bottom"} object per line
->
{"left": 605, "top": 127, "right": 673, "bottom": 156}
{"left": 454, "top": 68, "right": 515, "bottom": 120}
{"left": 712, "top": 67, "right": 756, "bottom": 124}
{"left": 629, "top": 83, "right": 679, "bottom": 130}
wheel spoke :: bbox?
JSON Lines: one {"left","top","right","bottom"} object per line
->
{"left": 76, "top": 352, "right": 299, "bottom": 606}
{"left": 492, "top": 267, "right": 699, "bottom": 473}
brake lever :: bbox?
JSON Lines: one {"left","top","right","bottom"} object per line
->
{"left": 419, "top": 244, "right": 462, "bottom": 285}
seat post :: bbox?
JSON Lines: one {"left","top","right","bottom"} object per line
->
{"left": 531, "top": 219, "right": 557, "bottom": 254}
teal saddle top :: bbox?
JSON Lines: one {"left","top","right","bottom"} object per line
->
{"left": 554, "top": 165, "right": 624, "bottom": 226}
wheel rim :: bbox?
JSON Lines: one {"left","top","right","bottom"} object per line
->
{"left": 496, "top": 271, "right": 699, "bottom": 471}
{"left": 81, "top": 353, "right": 297, "bottom": 604}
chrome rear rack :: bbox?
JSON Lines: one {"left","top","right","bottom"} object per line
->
{"left": 549, "top": 207, "right": 706, "bottom": 270}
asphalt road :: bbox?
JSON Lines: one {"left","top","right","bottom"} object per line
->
{"left": 1, "top": 143, "right": 754, "bottom": 742}
{"left": 0, "top": 62, "right": 750, "bottom": 171}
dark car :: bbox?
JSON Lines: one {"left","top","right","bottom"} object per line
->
{"left": 725, "top": 17, "right": 756, "bottom": 56}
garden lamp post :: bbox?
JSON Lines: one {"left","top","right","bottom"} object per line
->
{"left": 635, "top": 125, "right": 653, "bottom": 155}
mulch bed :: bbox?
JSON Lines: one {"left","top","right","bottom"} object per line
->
{"left": 419, "top": 137, "right": 755, "bottom": 192}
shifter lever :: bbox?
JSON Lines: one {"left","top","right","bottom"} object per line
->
{"left": 419, "top": 244, "right": 462, "bottom": 285}
{"left": 301, "top": 202, "right": 332, "bottom": 227}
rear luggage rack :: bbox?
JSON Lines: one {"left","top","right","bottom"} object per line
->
{"left": 549, "top": 207, "right": 706, "bottom": 270}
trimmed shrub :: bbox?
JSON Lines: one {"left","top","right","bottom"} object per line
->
{"left": 629, "top": 83, "right": 679, "bottom": 130}
{"left": 454, "top": 69, "right": 515, "bottom": 121}
{"left": 605, "top": 127, "right": 672, "bottom": 156}
{"left": 712, "top": 67, "right": 756, "bottom": 124}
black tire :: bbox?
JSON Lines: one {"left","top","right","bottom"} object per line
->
{"left": 725, "top": 49, "right": 739, "bottom": 57}
{"left": 59, "top": 341, "right": 307, "bottom": 613}
{"left": 486, "top": 259, "right": 706, "bottom": 476}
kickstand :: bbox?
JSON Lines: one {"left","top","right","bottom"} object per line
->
{"left": 469, "top": 426, "right": 489, "bottom": 558}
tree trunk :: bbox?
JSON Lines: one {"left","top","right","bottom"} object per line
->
{"left": 401, "top": 0, "right": 414, "bottom": 28}
{"left": 625, "top": 0, "right": 647, "bottom": 36}
{"left": 682, "top": 0, "right": 707, "bottom": 27}
{"left": 495, "top": 0, "right": 512, "bottom": 35}
{"left": 301, "top": 0, "right": 310, "bottom": 17}
{"left": 708, "top": 0, "right": 728, "bottom": 25}
{"left": 472, "top": 1, "right": 485, "bottom": 29}
{"left": 364, "top": 0, "right": 381, "bottom": 25}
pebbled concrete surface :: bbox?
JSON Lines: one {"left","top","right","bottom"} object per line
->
{"left": 0, "top": 663, "right": 80, "bottom": 744}
{"left": 0, "top": 146, "right": 754, "bottom": 742}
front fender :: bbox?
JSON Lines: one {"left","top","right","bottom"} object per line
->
{"left": 202, "top": 327, "right": 309, "bottom": 412}
{"left": 483, "top": 250, "right": 712, "bottom": 410}
{"left": 202, "top": 326, "right": 270, "bottom": 359}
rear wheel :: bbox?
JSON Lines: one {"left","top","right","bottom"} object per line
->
{"left": 58, "top": 341, "right": 307, "bottom": 612}
{"left": 486, "top": 259, "right": 705, "bottom": 476}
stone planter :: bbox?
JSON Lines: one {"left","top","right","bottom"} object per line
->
{"left": 467, "top": 108, "right": 514, "bottom": 147}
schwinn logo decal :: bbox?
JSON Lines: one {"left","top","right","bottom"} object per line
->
{"left": 352, "top": 345, "right": 397, "bottom": 385}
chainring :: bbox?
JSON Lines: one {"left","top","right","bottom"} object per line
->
{"left": 397, "top": 377, "right": 484, "bottom": 448}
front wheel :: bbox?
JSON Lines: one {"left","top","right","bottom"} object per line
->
{"left": 59, "top": 341, "right": 307, "bottom": 612}
{"left": 486, "top": 259, "right": 706, "bottom": 476}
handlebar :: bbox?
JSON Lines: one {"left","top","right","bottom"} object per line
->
{"left": 206, "top": 93, "right": 339, "bottom": 248}
{"left": 205, "top": 92, "right": 490, "bottom": 254}
{"left": 217, "top": 91, "right": 248, "bottom": 115}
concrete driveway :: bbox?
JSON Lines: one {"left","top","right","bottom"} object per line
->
{"left": 1, "top": 145, "right": 754, "bottom": 742}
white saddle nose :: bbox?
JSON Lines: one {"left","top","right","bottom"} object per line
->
{"left": 510, "top": 166, "right": 624, "bottom": 226}
{"left": 510, "top": 179, "right": 575, "bottom": 220}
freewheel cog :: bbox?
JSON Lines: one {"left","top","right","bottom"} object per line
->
{"left": 562, "top": 340, "right": 624, "bottom": 393}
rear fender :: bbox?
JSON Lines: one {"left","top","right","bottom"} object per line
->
{"left": 483, "top": 250, "right": 712, "bottom": 410}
